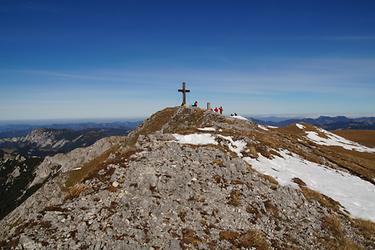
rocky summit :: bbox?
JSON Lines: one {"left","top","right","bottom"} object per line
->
{"left": 1, "top": 107, "right": 375, "bottom": 249}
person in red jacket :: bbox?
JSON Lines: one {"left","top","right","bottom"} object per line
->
{"left": 219, "top": 106, "right": 223, "bottom": 114}
{"left": 214, "top": 107, "right": 218, "bottom": 113}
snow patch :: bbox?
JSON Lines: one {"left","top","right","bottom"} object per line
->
{"left": 305, "top": 128, "right": 375, "bottom": 153}
{"left": 296, "top": 123, "right": 305, "bottom": 129}
{"left": 173, "top": 133, "right": 218, "bottom": 145}
{"left": 72, "top": 134, "right": 84, "bottom": 142}
{"left": 232, "top": 115, "right": 248, "bottom": 121}
{"left": 173, "top": 133, "right": 246, "bottom": 156}
{"left": 267, "top": 125, "right": 278, "bottom": 129}
{"left": 53, "top": 139, "right": 67, "bottom": 149}
{"left": 217, "top": 135, "right": 247, "bottom": 157}
{"left": 258, "top": 125, "right": 269, "bottom": 131}
{"left": 198, "top": 127, "right": 216, "bottom": 132}
{"left": 244, "top": 150, "right": 375, "bottom": 222}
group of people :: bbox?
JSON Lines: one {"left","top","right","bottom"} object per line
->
{"left": 211, "top": 106, "right": 223, "bottom": 114}
{"left": 191, "top": 101, "right": 223, "bottom": 114}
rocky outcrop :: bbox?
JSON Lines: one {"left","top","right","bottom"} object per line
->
{"left": 0, "top": 127, "right": 133, "bottom": 221}
{"left": 29, "top": 136, "right": 123, "bottom": 187}
{"left": 1, "top": 107, "right": 374, "bottom": 249}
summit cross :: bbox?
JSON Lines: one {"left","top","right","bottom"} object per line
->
{"left": 178, "top": 82, "right": 190, "bottom": 106}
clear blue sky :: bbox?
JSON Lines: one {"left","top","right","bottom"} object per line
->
{"left": 1, "top": 0, "right": 375, "bottom": 120}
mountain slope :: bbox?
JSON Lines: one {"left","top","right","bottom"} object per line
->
{"left": 252, "top": 116, "right": 375, "bottom": 130}
{"left": 333, "top": 130, "right": 375, "bottom": 148}
{"left": 1, "top": 107, "right": 375, "bottom": 249}
{"left": 0, "top": 127, "right": 134, "bottom": 220}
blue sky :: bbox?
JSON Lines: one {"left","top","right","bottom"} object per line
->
{"left": 1, "top": 0, "right": 375, "bottom": 120}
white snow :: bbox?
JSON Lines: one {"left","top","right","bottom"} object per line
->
{"left": 296, "top": 123, "right": 305, "bottom": 129}
{"left": 244, "top": 150, "right": 375, "bottom": 222}
{"left": 267, "top": 125, "right": 278, "bottom": 129}
{"left": 258, "top": 125, "right": 269, "bottom": 131}
{"left": 232, "top": 115, "right": 248, "bottom": 121}
{"left": 173, "top": 133, "right": 246, "bottom": 156}
{"left": 53, "top": 139, "right": 67, "bottom": 149}
{"left": 173, "top": 133, "right": 218, "bottom": 145}
{"left": 73, "top": 134, "right": 84, "bottom": 142}
{"left": 305, "top": 128, "right": 375, "bottom": 153}
{"left": 198, "top": 127, "right": 216, "bottom": 132}
{"left": 217, "top": 135, "right": 247, "bottom": 157}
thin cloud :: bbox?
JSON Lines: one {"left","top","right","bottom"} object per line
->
{"left": 11, "top": 57, "right": 375, "bottom": 97}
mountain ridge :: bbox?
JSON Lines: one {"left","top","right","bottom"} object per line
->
{"left": 1, "top": 107, "right": 375, "bottom": 249}
{"left": 251, "top": 116, "right": 375, "bottom": 130}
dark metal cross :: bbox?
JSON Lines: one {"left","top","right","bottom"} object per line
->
{"left": 178, "top": 82, "right": 190, "bottom": 106}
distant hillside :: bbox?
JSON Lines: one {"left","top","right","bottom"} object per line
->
{"left": 251, "top": 116, "right": 375, "bottom": 130}
{"left": 0, "top": 120, "right": 142, "bottom": 139}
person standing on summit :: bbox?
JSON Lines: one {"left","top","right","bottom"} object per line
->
{"left": 219, "top": 106, "right": 223, "bottom": 114}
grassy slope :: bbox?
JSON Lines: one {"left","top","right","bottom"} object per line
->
{"left": 333, "top": 130, "right": 375, "bottom": 148}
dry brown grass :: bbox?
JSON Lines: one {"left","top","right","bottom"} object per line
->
{"left": 219, "top": 230, "right": 240, "bottom": 243}
{"left": 260, "top": 174, "right": 279, "bottom": 186}
{"left": 64, "top": 145, "right": 120, "bottom": 188}
{"left": 320, "top": 215, "right": 361, "bottom": 250}
{"left": 129, "top": 107, "right": 177, "bottom": 145}
{"left": 277, "top": 123, "right": 307, "bottom": 136}
{"left": 264, "top": 200, "right": 280, "bottom": 218}
{"left": 64, "top": 144, "right": 140, "bottom": 189}
{"left": 351, "top": 218, "right": 375, "bottom": 242}
{"left": 334, "top": 130, "right": 375, "bottom": 148}
{"left": 180, "top": 228, "right": 200, "bottom": 248}
{"left": 246, "top": 205, "right": 262, "bottom": 221}
{"left": 219, "top": 229, "right": 269, "bottom": 249}
{"left": 322, "top": 215, "right": 343, "bottom": 235}
{"left": 165, "top": 107, "right": 206, "bottom": 134}
{"left": 227, "top": 190, "right": 241, "bottom": 206}
{"left": 292, "top": 177, "right": 306, "bottom": 186}
{"left": 299, "top": 186, "right": 341, "bottom": 212}
{"left": 316, "top": 145, "right": 375, "bottom": 182}
{"left": 64, "top": 183, "right": 87, "bottom": 200}
{"left": 211, "top": 159, "right": 225, "bottom": 167}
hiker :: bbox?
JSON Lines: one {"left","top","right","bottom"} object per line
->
{"left": 192, "top": 101, "right": 198, "bottom": 107}
{"left": 234, "top": 113, "right": 237, "bottom": 116}
{"left": 219, "top": 106, "right": 223, "bottom": 114}
{"left": 214, "top": 107, "right": 219, "bottom": 113}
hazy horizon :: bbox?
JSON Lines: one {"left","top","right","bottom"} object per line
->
{"left": 0, "top": 110, "right": 374, "bottom": 125}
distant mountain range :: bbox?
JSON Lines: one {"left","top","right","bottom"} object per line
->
{"left": 250, "top": 116, "right": 375, "bottom": 130}
{"left": 0, "top": 120, "right": 142, "bottom": 139}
